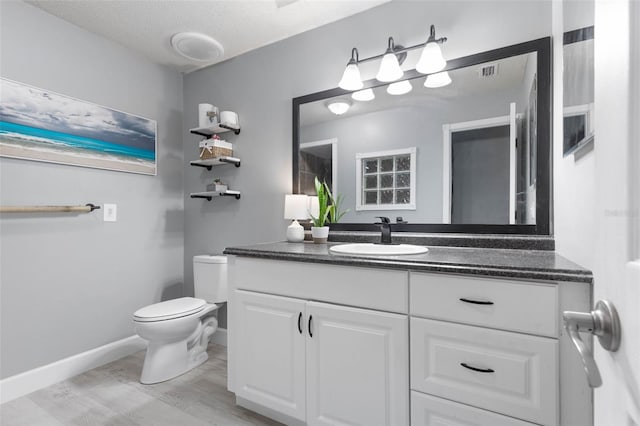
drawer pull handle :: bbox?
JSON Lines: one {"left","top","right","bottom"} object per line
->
{"left": 460, "top": 362, "right": 495, "bottom": 373}
{"left": 308, "top": 315, "right": 313, "bottom": 338}
{"left": 297, "top": 312, "right": 303, "bottom": 334}
{"left": 459, "top": 297, "right": 494, "bottom": 305}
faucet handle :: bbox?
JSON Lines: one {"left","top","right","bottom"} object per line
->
{"left": 375, "top": 216, "right": 390, "bottom": 224}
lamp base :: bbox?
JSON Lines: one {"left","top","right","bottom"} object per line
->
{"left": 286, "top": 220, "right": 305, "bottom": 243}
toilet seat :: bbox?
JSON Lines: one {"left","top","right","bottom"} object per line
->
{"left": 133, "top": 297, "right": 206, "bottom": 322}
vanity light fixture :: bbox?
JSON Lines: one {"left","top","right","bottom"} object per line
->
{"left": 415, "top": 25, "right": 448, "bottom": 74}
{"left": 424, "top": 71, "right": 452, "bottom": 88}
{"left": 337, "top": 25, "right": 447, "bottom": 89}
{"left": 387, "top": 80, "right": 413, "bottom": 95}
{"left": 326, "top": 99, "right": 352, "bottom": 115}
{"left": 376, "top": 37, "right": 404, "bottom": 82}
{"left": 352, "top": 88, "right": 375, "bottom": 101}
{"left": 338, "top": 48, "right": 364, "bottom": 91}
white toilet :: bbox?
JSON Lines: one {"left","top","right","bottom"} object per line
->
{"left": 133, "top": 255, "right": 227, "bottom": 384}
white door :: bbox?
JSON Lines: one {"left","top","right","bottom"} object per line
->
{"left": 305, "top": 301, "right": 409, "bottom": 426}
{"left": 234, "top": 290, "right": 306, "bottom": 421}
{"left": 593, "top": 1, "right": 640, "bottom": 425}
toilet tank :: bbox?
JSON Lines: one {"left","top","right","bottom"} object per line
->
{"left": 193, "top": 255, "right": 227, "bottom": 303}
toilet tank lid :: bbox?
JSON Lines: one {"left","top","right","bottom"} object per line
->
{"left": 194, "top": 255, "right": 227, "bottom": 264}
{"left": 133, "top": 297, "right": 206, "bottom": 321}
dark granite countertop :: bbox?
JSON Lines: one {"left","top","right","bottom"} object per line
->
{"left": 223, "top": 241, "right": 593, "bottom": 284}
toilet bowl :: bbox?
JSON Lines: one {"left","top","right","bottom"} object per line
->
{"left": 133, "top": 255, "right": 227, "bottom": 384}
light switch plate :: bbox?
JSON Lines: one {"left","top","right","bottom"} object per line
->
{"left": 104, "top": 204, "right": 117, "bottom": 222}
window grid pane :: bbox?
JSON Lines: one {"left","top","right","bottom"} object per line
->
{"left": 361, "top": 152, "right": 412, "bottom": 207}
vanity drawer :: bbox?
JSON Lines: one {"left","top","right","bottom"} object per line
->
{"left": 410, "top": 272, "right": 558, "bottom": 337}
{"left": 232, "top": 257, "right": 408, "bottom": 313}
{"left": 410, "top": 318, "right": 558, "bottom": 425}
{"left": 411, "top": 392, "right": 536, "bottom": 426}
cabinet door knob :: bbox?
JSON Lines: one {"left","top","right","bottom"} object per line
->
{"left": 308, "top": 315, "right": 313, "bottom": 338}
{"left": 297, "top": 312, "right": 303, "bottom": 334}
{"left": 460, "top": 362, "right": 495, "bottom": 373}
{"left": 459, "top": 297, "right": 494, "bottom": 305}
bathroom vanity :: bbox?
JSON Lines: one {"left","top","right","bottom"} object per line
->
{"left": 224, "top": 242, "right": 593, "bottom": 426}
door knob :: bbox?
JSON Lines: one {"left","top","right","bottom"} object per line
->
{"left": 562, "top": 299, "right": 621, "bottom": 388}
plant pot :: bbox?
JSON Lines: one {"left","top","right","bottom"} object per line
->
{"left": 311, "top": 226, "right": 330, "bottom": 244}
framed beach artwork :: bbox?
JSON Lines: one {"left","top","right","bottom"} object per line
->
{"left": 0, "top": 78, "right": 156, "bottom": 175}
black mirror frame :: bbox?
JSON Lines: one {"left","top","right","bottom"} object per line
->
{"left": 293, "top": 37, "right": 552, "bottom": 235}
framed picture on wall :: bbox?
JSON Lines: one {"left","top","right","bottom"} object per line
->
{"left": 0, "top": 78, "right": 157, "bottom": 175}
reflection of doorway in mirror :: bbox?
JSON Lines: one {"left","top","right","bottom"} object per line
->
{"left": 443, "top": 103, "right": 522, "bottom": 225}
{"left": 299, "top": 138, "right": 337, "bottom": 195}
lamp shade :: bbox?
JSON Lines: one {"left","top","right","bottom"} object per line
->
{"left": 416, "top": 42, "right": 446, "bottom": 74}
{"left": 338, "top": 63, "right": 363, "bottom": 91}
{"left": 284, "top": 194, "right": 310, "bottom": 220}
{"left": 387, "top": 80, "right": 412, "bottom": 95}
{"left": 376, "top": 52, "right": 404, "bottom": 82}
{"left": 424, "top": 71, "right": 452, "bottom": 88}
{"left": 352, "top": 88, "right": 375, "bottom": 102}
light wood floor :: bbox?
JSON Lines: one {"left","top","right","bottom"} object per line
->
{"left": 0, "top": 344, "right": 282, "bottom": 426}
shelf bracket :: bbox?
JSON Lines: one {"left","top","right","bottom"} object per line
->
{"left": 191, "top": 194, "right": 213, "bottom": 201}
{"left": 191, "top": 162, "right": 213, "bottom": 171}
{"left": 222, "top": 192, "right": 242, "bottom": 200}
{"left": 219, "top": 157, "right": 241, "bottom": 167}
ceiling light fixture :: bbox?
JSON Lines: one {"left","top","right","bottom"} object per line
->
{"left": 170, "top": 32, "right": 224, "bottom": 62}
{"left": 387, "top": 80, "right": 413, "bottom": 95}
{"left": 337, "top": 25, "right": 447, "bottom": 90}
{"left": 326, "top": 99, "right": 352, "bottom": 115}
{"left": 352, "top": 88, "right": 375, "bottom": 102}
{"left": 424, "top": 71, "right": 452, "bottom": 88}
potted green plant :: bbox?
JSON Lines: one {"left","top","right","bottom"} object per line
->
{"left": 310, "top": 177, "right": 333, "bottom": 243}
{"left": 326, "top": 184, "right": 349, "bottom": 224}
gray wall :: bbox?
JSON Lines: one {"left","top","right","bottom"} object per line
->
{"left": 183, "top": 1, "right": 551, "bottom": 327}
{"left": 0, "top": 1, "right": 184, "bottom": 378}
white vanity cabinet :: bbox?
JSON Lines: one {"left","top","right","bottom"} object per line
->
{"left": 229, "top": 257, "right": 410, "bottom": 426}
{"left": 227, "top": 255, "right": 592, "bottom": 426}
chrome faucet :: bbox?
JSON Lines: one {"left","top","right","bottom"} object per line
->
{"left": 375, "top": 216, "right": 392, "bottom": 245}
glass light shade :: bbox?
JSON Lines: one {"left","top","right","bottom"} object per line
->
{"left": 351, "top": 88, "right": 375, "bottom": 102}
{"left": 387, "top": 80, "right": 413, "bottom": 95}
{"left": 284, "top": 194, "right": 310, "bottom": 220}
{"left": 338, "top": 63, "right": 363, "bottom": 91}
{"left": 376, "top": 52, "right": 404, "bottom": 82}
{"left": 308, "top": 196, "right": 320, "bottom": 219}
{"left": 327, "top": 100, "right": 351, "bottom": 115}
{"left": 416, "top": 42, "right": 447, "bottom": 74}
{"left": 424, "top": 71, "right": 452, "bottom": 88}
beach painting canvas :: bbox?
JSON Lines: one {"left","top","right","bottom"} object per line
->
{"left": 0, "top": 78, "right": 156, "bottom": 175}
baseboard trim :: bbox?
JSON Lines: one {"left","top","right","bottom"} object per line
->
{"left": 0, "top": 335, "right": 146, "bottom": 404}
{"left": 211, "top": 327, "right": 227, "bottom": 347}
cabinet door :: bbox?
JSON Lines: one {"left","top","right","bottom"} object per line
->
{"left": 306, "top": 301, "right": 409, "bottom": 426}
{"left": 234, "top": 290, "right": 306, "bottom": 421}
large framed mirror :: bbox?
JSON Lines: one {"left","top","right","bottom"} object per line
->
{"left": 293, "top": 37, "right": 551, "bottom": 234}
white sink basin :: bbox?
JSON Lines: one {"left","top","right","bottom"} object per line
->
{"left": 329, "top": 243, "right": 428, "bottom": 256}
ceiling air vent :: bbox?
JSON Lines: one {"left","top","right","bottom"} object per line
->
{"left": 478, "top": 62, "right": 499, "bottom": 78}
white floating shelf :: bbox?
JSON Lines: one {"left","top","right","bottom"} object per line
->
{"left": 190, "top": 157, "right": 241, "bottom": 169}
{"left": 189, "top": 123, "right": 240, "bottom": 136}
{"left": 190, "top": 190, "right": 241, "bottom": 201}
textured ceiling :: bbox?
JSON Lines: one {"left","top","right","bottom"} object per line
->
{"left": 27, "top": 0, "right": 391, "bottom": 73}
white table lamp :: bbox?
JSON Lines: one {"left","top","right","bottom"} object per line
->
{"left": 284, "top": 194, "right": 309, "bottom": 242}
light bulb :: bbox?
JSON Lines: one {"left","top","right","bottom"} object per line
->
{"left": 416, "top": 42, "right": 447, "bottom": 74}
{"left": 424, "top": 71, "right": 452, "bottom": 88}
{"left": 387, "top": 80, "right": 412, "bottom": 95}
{"left": 352, "top": 88, "right": 375, "bottom": 102}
